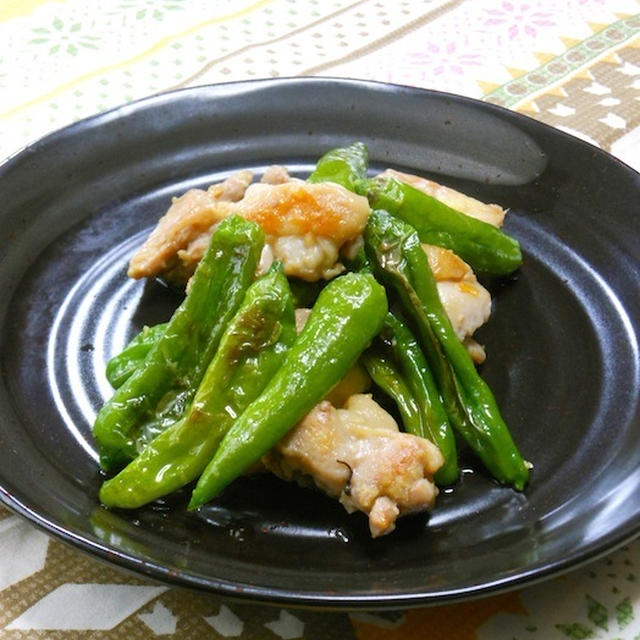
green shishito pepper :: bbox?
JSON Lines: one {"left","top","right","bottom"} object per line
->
{"left": 93, "top": 215, "right": 264, "bottom": 470}
{"left": 306, "top": 141, "right": 521, "bottom": 276}
{"left": 366, "top": 313, "right": 459, "bottom": 485}
{"left": 105, "top": 323, "right": 168, "bottom": 389}
{"left": 360, "top": 349, "right": 422, "bottom": 432}
{"left": 189, "top": 271, "right": 388, "bottom": 508}
{"left": 307, "top": 141, "right": 369, "bottom": 191}
{"left": 99, "top": 263, "right": 296, "bottom": 509}
{"left": 364, "top": 209, "right": 529, "bottom": 490}
{"left": 364, "top": 176, "right": 522, "bottom": 276}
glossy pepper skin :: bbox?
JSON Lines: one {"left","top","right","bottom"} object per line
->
{"left": 93, "top": 215, "right": 264, "bottom": 470}
{"left": 377, "top": 313, "right": 458, "bottom": 485}
{"left": 105, "top": 323, "right": 167, "bottom": 389}
{"left": 363, "top": 176, "right": 522, "bottom": 276}
{"left": 307, "top": 141, "right": 369, "bottom": 192}
{"left": 99, "top": 263, "right": 296, "bottom": 509}
{"left": 364, "top": 209, "right": 529, "bottom": 490}
{"left": 305, "top": 141, "right": 521, "bottom": 276}
{"left": 189, "top": 271, "right": 388, "bottom": 508}
{"left": 361, "top": 349, "right": 422, "bottom": 434}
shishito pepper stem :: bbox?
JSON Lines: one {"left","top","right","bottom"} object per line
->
{"left": 364, "top": 176, "right": 522, "bottom": 276}
{"left": 99, "top": 263, "right": 296, "bottom": 509}
{"left": 364, "top": 209, "right": 529, "bottom": 490}
{"left": 189, "top": 271, "right": 388, "bottom": 508}
{"left": 93, "top": 215, "right": 264, "bottom": 470}
{"left": 307, "top": 141, "right": 369, "bottom": 191}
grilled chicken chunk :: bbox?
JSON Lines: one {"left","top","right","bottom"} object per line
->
{"left": 127, "top": 170, "right": 253, "bottom": 283}
{"left": 260, "top": 165, "right": 292, "bottom": 185}
{"left": 207, "top": 169, "right": 254, "bottom": 202}
{"left": 423, "top": 244, "right": 492, "bottom": 363}
{"left": 128, "top": 173, "right": 370, "bottom": 283}
{"left": 263, "top": 394, "right": 443, "bottom": 537}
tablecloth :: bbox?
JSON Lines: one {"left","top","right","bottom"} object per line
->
{"left": 1, "top": 0, "right": 639, "bottom": 638}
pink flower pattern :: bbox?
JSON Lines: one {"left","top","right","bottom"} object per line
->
{"left": 483, "top": 1, "right": 556, "bottom": 40}
{"left": 327, "top": 0, "right": 633, "bottom": 98}
{"left": 408, "top": 41, "right": 483, "bottom": 77}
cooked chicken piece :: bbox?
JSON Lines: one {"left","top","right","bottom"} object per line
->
{"left": 172, "top": 234, "right": 214, "bottom": 284}
{"left": 129, "top": 180, "right": 370, "bottom": 283}
{"left": 267, "top": 233, "right": 344, "bottom": 281}
{"left": 260, "top": 165, "right": 292, "bottom": 184}
{"left": 463, "top": 337, "right": 487, "bottom": 364}
{"left": 237, "top": 181, "right": 369, "bottom": 242}
{"left": 423, "top": 243, "right": 491, "bottom": 363}
{"left": 341, "top": 234, "right": 364, "bottom": 262}
{"left": 128, "top": 188, "right": 218, "bottom": 281}
{"left": 324, "top": 362, "right": 371, "bottom": 408}
{"left": 207, "top": 169, "right": 254, "bottom": 202}
{"left": 424, "top": 243, "right": 470, "bottom": 281}
{"left": 294, "top": 307, "right": 312, "bottom": 333}
{"left": 436, "top": 280, "right": 490, "bottom": 361}
{"left": 371, "top": 168, "right": 501, "bottom": 359}
{"left": 128, "top": 170, "right": 254, "bottom": 280}
{"left": 263, "top": 394, "right": 443, "bottom": 537}
{"left": 381, "top": 168, "right": 505, "bottom": 228}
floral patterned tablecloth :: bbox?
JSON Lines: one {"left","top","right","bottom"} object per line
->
{"left": 1, "top": 1, "right": 639, "bottom": 638}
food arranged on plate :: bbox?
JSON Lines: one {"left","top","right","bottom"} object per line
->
{"left": 94, "top": 142, "right": 530, "bottom": 537}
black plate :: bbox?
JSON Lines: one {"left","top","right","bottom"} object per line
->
{"left": 0, "top": 78, "right": 638, "bottom": 609}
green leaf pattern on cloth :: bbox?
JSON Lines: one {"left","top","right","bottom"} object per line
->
{"left": 587, "top": 595, "right": 610, "bottom": 631}
{"left": 617, "top": 598, "right": 634, "bottom": 629}
{"left": 28, "top": 18, "right": 100, "bottom": 56}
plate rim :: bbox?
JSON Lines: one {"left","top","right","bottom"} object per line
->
{"left": 1, "top": 76, "right": 639, "bottom": 609}
{"left": 3, "top": 76, "right": 640, "bottom": 181}
{"left": 3, "top": 485, "right": 640, "bottom": 609}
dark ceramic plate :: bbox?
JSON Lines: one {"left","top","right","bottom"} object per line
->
{"left": 0, "top": 78, "right": 639, "bottom": 609}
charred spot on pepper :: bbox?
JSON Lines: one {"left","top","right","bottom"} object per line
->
{"left": 225, "top": 308, "right": 284, "bottom": 364}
